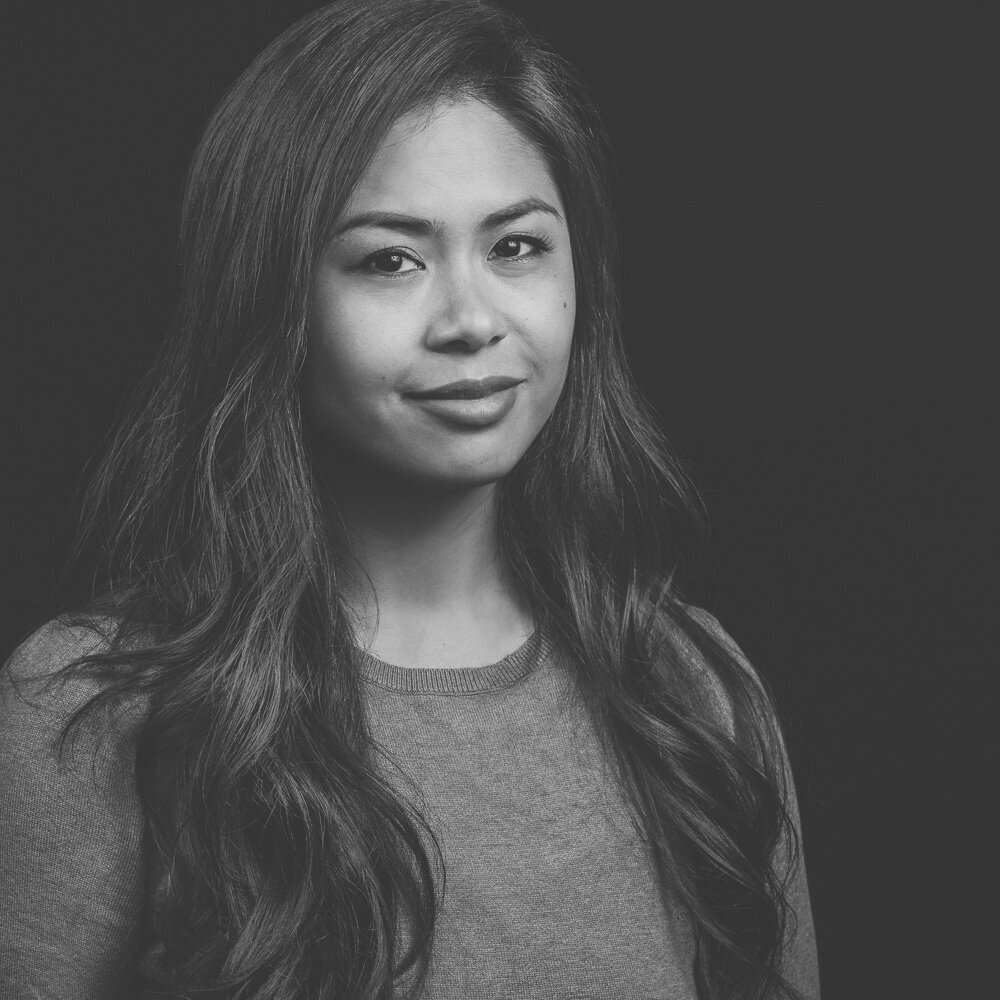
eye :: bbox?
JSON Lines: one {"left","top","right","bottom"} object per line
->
{"left": 489, "top": 234, "right": 553, "bottom": 262}
{"left": 363, "top": 249, "right": 423, "bottom": 276}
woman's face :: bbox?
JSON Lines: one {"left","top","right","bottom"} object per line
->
{"left": 303, "top": 97, "right": 576, "bottom": 488}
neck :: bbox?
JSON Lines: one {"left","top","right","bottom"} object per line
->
{"left": 318, "top": 458, "right": 533, "bottom": 668}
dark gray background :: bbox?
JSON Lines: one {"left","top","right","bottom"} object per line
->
{"left": 3, "top": 1, "right": 992, "bottom": 996}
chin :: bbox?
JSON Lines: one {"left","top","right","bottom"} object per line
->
{"left": 408, "top": 458, "right": 519, "bottom": 490}
{"left": 392, "top": 439, "right": 528, "bottom": 489}
{"left": 319, "top": 426, "right": 536, "bottom": 491}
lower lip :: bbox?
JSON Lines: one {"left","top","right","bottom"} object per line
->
{"left": 407, "top": 385, "right": 520, "bottom": 427}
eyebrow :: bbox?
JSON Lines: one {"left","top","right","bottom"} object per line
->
{"left": 331, "top": 196, "right": 563, "bottom": 239}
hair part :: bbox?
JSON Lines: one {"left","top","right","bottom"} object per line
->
{"left": 46, "top": 2, "right": 799, "bottom": 997}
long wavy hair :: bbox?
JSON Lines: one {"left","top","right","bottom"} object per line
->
{"left": 47, "top": 1, "right": 800, "bottom": 997}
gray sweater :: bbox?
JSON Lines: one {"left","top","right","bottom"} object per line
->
{"left": 0, "top": 617, "right": 820, "bottom": 998}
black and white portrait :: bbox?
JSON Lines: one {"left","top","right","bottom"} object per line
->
{"left": 2, "top": 2, "right": 989, "bottom": 998}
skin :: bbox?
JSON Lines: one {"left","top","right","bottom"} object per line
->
{"left": 303, "top": 97, "right": 576, "bottom": 668}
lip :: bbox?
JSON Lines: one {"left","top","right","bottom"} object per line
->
{"left": 405, "top": 375, "right": 525, "bottom": 400}
{"left": 408, "top": 383, "right": 521, "bottom": 428}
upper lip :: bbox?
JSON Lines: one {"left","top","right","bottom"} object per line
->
{"left": 406, "top": 376, "right": 525, "bottom": 400}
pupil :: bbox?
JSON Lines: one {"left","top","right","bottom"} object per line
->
{"left": 497, "top": 238, "right": 520, "bottom": 257}
{"left": 378, "top": 253, "right": 403, "bottom": 271}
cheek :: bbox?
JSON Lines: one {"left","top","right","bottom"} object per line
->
{"left": 536, "top": 281, "right": 576, "bottom": 377}
{"left": 303, "top": 294, "right": 391, "bottom": 434}
{"left": 545, "top": 294, "right": 576, "bottom": 407}
{"left": 548, "top": 254, "right": 577, "bottom": 349}
{"left": 308, "top": 284, "right": 398, "bottom": 383}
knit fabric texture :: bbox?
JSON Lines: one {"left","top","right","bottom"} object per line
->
{"left": 1, "top": 618, "right": 820, "bottom": 999}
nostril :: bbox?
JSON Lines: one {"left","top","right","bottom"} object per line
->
{"left": 437, "top": 339, "right": 478, "bottom": 354}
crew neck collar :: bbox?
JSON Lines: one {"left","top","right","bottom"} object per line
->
{"left": 355, "top": 628, "right": 555, "bottom": 694}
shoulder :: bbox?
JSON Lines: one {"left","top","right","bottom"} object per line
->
{"left": 1, "top": 615, "right": 143, "bottom": 769}
{"left": 4, "top": 615, "right": 116, "bottom": 681}
{"left": 666, "top": 604, "right": 775, "bottom": 736}
{"left": 672, "top": 604, "right": 775, "bottom": 695}
{"left": 675, "top": 605, "right": 754, "bottom": 670}
{"left": 3, "top": 616, "right": 117, "bottom": 712}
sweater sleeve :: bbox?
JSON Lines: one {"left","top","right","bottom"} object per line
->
{"left": 0, "top": 619, "right": 146, "bottom": 999}
{"left": 683, "top": 607, "right": 822, "bottom": 1000}
{"left": 777, "top": 744, "right": 821, "bottom": 1000}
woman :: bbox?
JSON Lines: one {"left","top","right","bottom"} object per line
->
{"left": 0, "top": 1, "right": 820, "bottom": 997}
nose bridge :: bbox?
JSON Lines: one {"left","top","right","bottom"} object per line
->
{"left": 426, "top": 256, "right": 504, "bottom": 350}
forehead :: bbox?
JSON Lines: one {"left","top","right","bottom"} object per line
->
{"left": 344, "top": 97, "right": 563, "bottom": 218}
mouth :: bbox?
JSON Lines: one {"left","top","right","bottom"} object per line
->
{"left": 405, "top": 375, "right": 525, "bottom": 400}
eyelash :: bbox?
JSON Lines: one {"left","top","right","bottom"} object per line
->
{"left": 361, "top": 233, "right": 555, "bottom": 279}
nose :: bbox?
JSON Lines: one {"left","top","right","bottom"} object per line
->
{"left": 423, "top": 266, "right": 507, "bottom": 353}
